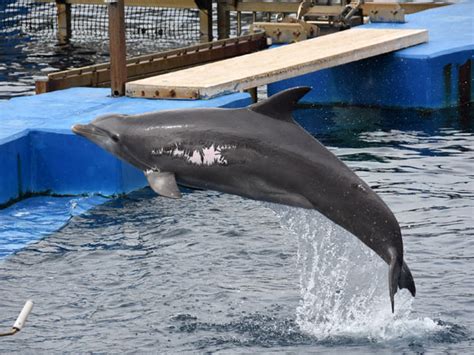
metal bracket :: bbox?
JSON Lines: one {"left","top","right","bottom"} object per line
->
{"left": 297, "top": 0, "right": 314, "bottom": 20}
{"left": 369, "top": 7, "right": 406, "bottom": 23}
{"left": 251, "top": 18, "right": 319, "bottom": 44}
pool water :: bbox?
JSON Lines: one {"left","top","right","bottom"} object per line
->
{"left": 0, "top": 106, "right": 472, "bottom": 352}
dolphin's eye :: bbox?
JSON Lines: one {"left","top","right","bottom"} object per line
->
{"left": 111, "top": 134, "right": 120, "bottom": 142}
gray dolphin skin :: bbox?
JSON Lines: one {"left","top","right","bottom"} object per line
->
{"left": 72, "top": 87, "right": 416, "bottom": 312}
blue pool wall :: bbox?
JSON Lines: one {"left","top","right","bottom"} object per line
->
{"left": 0, "top": 88, "right": 252, "bottom": 207}
{"left": 268, "top": 2, "right": 473, "bottom": 109}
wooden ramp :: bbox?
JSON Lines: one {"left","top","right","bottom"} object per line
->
{"left": 126, "top": 28, "right": 428, "bottom": 100}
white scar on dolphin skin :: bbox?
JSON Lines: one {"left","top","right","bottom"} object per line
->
{"left": 151, "top": 143, "right": 236, "bottom": 166}
{"left": 144, "top": 124, "right": 190, "bottom": 131}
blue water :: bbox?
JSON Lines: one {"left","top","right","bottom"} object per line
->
{"left": 0, "top": 0, "right": 200, "bottom": 100}
{"left": 0, "top": 106, "right": 472, "bottom": 352}
{"left": 0, "top": 195, "right": 108, "bottom": 258}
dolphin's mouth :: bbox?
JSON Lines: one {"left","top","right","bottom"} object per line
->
{"left": 72, "top": 124, "right": 108, "bottom": 138}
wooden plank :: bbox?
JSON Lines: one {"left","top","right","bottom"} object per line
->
{"left": 37, "top": 0, "right": 199, "bottom": 8}
{"left": 126, "top": 28, "right": 428, "bottom": 100}
{"left": 219, "top": 1, "right": 449, "bottom": 15}
{"left": 221, "top": 1, "right": 298, "bottom": 13}
{"left": 361, "top": 2, "right": 449, "bottom": 15}
{"left": 35, "top": 33, "right": 267, "bottom": 94}
{"left": 37, "top": 0, "right": 449, "bottom": 12}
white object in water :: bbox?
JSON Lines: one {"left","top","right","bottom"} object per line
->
{"left": 13, "top": 300, "right": 33, "bottom": 331}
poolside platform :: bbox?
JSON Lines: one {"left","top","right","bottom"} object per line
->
{"left": 0, "top": 88, "right": 251, "bottom": 208}
{"left": 126, "top": 28, "right": 428, "bottom": 100}
{"left": 269, "top": 1, "right": 473, "bottom": 109}
{"left": 0, "top": 87, "right": 251, "bottom": 257}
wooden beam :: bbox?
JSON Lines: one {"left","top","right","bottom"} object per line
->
{"left": 216, "top": 1, "right": 450, "bottom": 15}
{"left": 125, "top": 28, "right": 429, "bottom": 100}
{"left": 37, "top": 0, "right": 199, "bottom": 8}
{"left": 361, "top": 2, "right": 450, "bottom": 15}
{"left": 217, "top": 1, "right": 230, "bottom": 39}
{"left": 35, "top": 33, "right": 267, "bottom": 93}
{"left": 37, "top": 0, "right": 452, "bottom": 13}
{"left": 108, "top": 0, "right": 127, "bottom": 96}
{"left": 197, "top": 0, "right": 213, "bottom": 42}
{"left": 55, "top": 0, "right": 72, "bottom": 45}
{"left": 221, "top": 1, "right": 298, "bottom": 13}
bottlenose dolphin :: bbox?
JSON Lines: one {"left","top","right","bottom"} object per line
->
{"left": 72, "top": 87, "right": 416, "bottom": 312}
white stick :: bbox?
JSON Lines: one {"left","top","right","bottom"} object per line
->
{"left": 13, "top": 300, "right": 33, "bottom": 331}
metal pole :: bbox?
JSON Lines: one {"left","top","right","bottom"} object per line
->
{"left": 106, "top": 0, "right": 127, "bottom": 96}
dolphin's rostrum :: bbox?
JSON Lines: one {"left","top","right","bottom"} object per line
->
{"left": 72, "top": 87, "right": 416, "bottom": 312}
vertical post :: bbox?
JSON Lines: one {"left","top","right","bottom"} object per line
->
{"left": 56, "top": 0, "right": 71, "bottom": 45}
{"left": 107, "top": 0, "right": 127, "bottom": 96}
{"left": 197, "top": 0, "right": 213, "bottom": 42}
{"left": 236, "top": 11, "right": 241, "bottom": 36}
{"left": 217, "top": 0, "right": 230, "bottom": 40}
{"left": 458, "top": 59, "right": 471, "bottom": 108}
{"left": 246, "top": 87, "right": 257, "bottom": 103}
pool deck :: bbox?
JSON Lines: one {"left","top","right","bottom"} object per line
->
{"left": 269, "top": 1, "right": 473, "bottom": 109}
{"left": 0, "top": 88, "right": 250, "bottom": 257}
{"left": 0, "top": 88, "right": 251, "bottom": 208}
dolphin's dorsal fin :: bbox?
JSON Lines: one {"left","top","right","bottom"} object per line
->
{"left": 144, "top": 170, "right": 182, "bottom": 199}
{"left": 249, "top": 87, "right": 311, "bottom": 122}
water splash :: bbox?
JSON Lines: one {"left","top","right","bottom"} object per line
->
{"left": 269, "top": 205, "right": 446, "bottom": 341}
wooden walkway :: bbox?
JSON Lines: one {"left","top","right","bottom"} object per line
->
{"left": 125, "top": 28, "right": 428, "bottom": 100}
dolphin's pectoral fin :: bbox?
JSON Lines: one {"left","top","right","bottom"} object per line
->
{"left": 144, "top": 170, "right": 182, "bottom": 199}
{"left": 249, "top": 87, "right": 311, "bottom": 122}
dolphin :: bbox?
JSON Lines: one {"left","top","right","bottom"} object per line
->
{"left": 72, "top": 87, "right": 416, "bottom": 312}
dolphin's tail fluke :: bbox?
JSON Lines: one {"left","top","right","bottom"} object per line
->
{"left": 388, "top": 256, "right": 416, "bottom": 313}
{"left": 398, "top": 261, "right": 416, "bottom": 297}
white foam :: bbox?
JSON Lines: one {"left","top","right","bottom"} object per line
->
{"left": 269, "top": 205, "right": 446, "bottom": 341}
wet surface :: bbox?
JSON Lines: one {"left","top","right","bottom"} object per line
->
{"left": 0, "top": 0, "right": 200, "bottom": 100}
{"left": 0, "top": 107, "right": 472, "bottom": 353}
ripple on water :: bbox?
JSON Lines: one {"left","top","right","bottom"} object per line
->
{"left": 0, "top": 108, "right": 473, "bottom": 352}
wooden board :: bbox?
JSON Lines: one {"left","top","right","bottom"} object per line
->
{"left": 35, "top": 33, "right": 267, "bottom": 94}
{"left": 126, "top": 28, "right": 428, "bottom": 99}
{"left": 219, "top": 1, "right": 449, "bottom": 14}
{"left": 37, "top": 0, "right": 199, "bottom": 9}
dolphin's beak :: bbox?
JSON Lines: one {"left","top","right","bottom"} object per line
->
{"left": 72, "top": 124, "right": 88, "bottom": 136}
{"left": 72, "top": 124, "right": 106, "bottom": 138}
